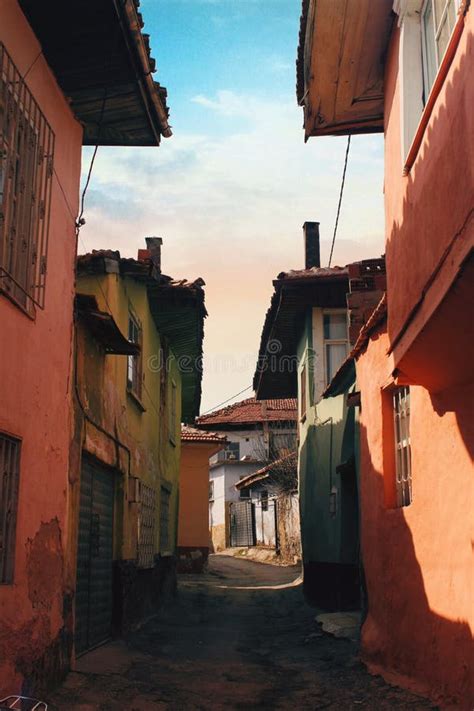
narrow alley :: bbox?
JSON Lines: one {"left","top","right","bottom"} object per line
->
{"left": 49, "top": 556, "right": 435, "bottom": 711}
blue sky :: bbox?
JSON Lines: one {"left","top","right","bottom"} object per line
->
{"left": 80, "top": 0, "right": 385, "bottom": 413}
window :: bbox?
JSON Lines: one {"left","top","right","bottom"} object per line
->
{"left": 0, "top": 44, "right": 54, "bottom": 311}
{"left": 169, "top": 380, "right": 177, "bottom": 444}
{"left": 239, "top": 486, "right": 250, "bottom": 500}
{"left": 217, "top": 441, "right": 240, "bottom": 462}
{"left": 300, "top": 362, "right": 307, "bottom": 420}
{"left": 323, "top": 312, "right": 348, "bottom": 385}
{"left": 393, "top": 387, "right": 412, "bottom": 507}
{"left": 260, "top": 489, "right": 269, "bottom": 512}
{"left": 137, "top": 483, "right": 156, "bottom": 569}
{"left": 127, "top": 312, "right": 142, "bottom": 399}
{"left": 209, "top": 480, "right": 214, "bottom": 501}
{"left": 0, "top": 433, "right": 21, "bottom": 583}
{"left": 160, "top": 485, "right": 171, "bottom": 552}
{"left": 422, "top": 0, "right": 459, "bottom": 98}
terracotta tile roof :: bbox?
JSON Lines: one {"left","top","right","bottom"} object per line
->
{"left": 197, "top": 397, "right": 297, "bottom": 427}
{"left": 235, "top": 451, "right": 298, "bottom": 490}
{"left": 181, "top": 426, "right": 226, "bottom": 444}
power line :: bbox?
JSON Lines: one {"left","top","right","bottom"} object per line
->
{"left": 200, "top": 385, "right": 253, "bottom": 416}
{"left": 328, "top": 134, "right": 351, "bottom": 268}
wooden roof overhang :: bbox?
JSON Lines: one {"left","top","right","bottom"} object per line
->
{"left": 75, "top": 293, "right": 140, "bottom": 355}
{"left": 19, "top": 0, "right": 171, "bottom": 146}
{"left": 297, "top": 0, "right": 394, "bottom": 139}
{"left": 147, "top": 282, "right": 207, "bottom": 424}
{"left": 254, "top": 273, "right": 349, "bottom": 400}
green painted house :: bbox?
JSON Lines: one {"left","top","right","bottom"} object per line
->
{"left": 254, "top": 222, "right": 385, "bottom": 609}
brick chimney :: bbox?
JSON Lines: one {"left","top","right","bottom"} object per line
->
{"left": 303, "top": 221, "right": 320, "bottom": 269}
{"left": 145, "top": 236, "right": 162, "bottom": 273}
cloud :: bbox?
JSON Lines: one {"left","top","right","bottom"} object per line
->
{"left": 80, "top": 90, "right": 384, "bottom": 410}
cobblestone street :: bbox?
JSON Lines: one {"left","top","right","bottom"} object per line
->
{"left": 49, "top": 555, "right": 437, "bottom": 710}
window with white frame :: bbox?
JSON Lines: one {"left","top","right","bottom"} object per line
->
{"left": 127, "top": 311, "right": 142, "bottom": 399}
{"left": 396, "top": 0, "right": 461, "bottom": 162}
{"left": 421, "top": 0, "right": 459, "bottom": 99}
{"left": 323, "top": 312, "right": 348, "bottom": 385}
{"left": 393, "top": 387, "right": 412, "bottom": 507}
{"left": 217, "top": 441, "right": 240, "bottom": 462}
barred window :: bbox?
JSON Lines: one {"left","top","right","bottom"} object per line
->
{"left": 0, "top": 433, "right": 21, "bottom": 583}
{"left": 160, "top": 486, "right": 171, "bottom": 552}
{"left": 0, "top": 43, "right": 54, "bottom": 311}
{"left": 393, "top": 387, "right": 412, "bottom": 507}
{"left": 137, "top": 483, "right": 156, "bottom": 569}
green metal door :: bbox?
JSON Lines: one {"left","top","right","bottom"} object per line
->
{"left": 75, "top": 456, "right": 115, "bottom": 655}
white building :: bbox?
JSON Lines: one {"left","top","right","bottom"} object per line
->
{"left": 196, "top": 397, "right": 297, "bottom": 551}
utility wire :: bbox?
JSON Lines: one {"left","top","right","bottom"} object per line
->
{"left": 200, "top": 385, "right": 253, "bottom": 416}
{"left": 328, "top": 134, "right": 351, "bottom": 268}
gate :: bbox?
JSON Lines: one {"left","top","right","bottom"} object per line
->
{"left": 229, "top": 500, "right": 255, "bottom": 547}
{"left": 75, "top": 456, "right": 115, "bottom": 655}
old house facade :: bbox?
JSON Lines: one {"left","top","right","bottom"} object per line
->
{"left": 72, "top": 243, "right": 205, "bottom": 650}
{"left": 0, "top": 0, "right": 170, "bottom": 694}
{"left": 178, "top": 427, "right": 226, "bottom": 572}
{"left": 196, "top": 397, "right": 297, "bottom": 551}
{"left": 254, "top": 223, "right": 385, "bottom": 609}
{"left": 298, "top": 0, "right": 473, "bottom": 706}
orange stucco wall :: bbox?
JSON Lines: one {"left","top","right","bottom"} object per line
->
{"left": 178, "top": 442, "right": 218, "bottom": 550}
{"left": 384, "top": 11, "right": 474, "bottom": 359}
{"left": 357, "top": 324, "right": 474, "bottom": 708}
{"left": 0, "top": 0, "right": 83, "bottom": 694}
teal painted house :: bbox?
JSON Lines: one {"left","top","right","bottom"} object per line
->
{"left": 254, "top": 222, "right": 385, "bottom": 609}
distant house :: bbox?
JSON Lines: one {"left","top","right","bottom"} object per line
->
{"left": 298, "top": 0, "right": 474, "bottom": 706}
{"left": 254, "top": 222, "right": 385, "bottom": 609}
{"left": 196, "top": 397, "right": 297, "bottom": 551}
{"left": 0, "top": 0, "right": 169, "bottom": 694}
{"left": 178, "top": 426, "right": 226, "bottom": 572}
{"left": 73, "top": 240, "right": 206, "bottom": 651}
{"left": 235, "top": 452, "right": 301, "bottom": 561}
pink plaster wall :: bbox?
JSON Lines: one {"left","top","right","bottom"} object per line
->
{"left": 384, "top": 10, "right": 474, "bottom": 353}
{"left": 0, "top": 0, "right": 83, "bottom": 693}
{"left": 357, "top": 324, "right": 474, "bottom": 709}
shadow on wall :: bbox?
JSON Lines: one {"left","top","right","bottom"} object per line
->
{"left": 385, "top": 27, "right": 474, "bottom": 351}
{"left": 358, "top": 418, "right": 473, "bottom": 708}
{"left": 299, "top": 421, "right": 360, "bottom": 612}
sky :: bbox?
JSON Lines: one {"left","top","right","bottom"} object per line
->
{"left": 79, "top": 0, "right": 385, "bottom": 414}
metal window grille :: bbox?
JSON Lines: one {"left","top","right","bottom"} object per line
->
{"left": 393, "top": 386, "right": 412, "bottom": 507}
{"left": 137, "top": 483, "right": 156, "bottom": 569}
{"left": 0, "top": 43, "right": 54, "bottom": 310}
{"left": 127, "top": 313, "right": 142, "bottom": 397}
{"left": 159, "top": 486, "right": 170, "bottom": 552}
{"left": 0, "top": 433, "right": 21, "bottom": 583}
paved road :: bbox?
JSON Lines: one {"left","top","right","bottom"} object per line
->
{"left": 49, "top": 554, "right": 436, "bottom": 710}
